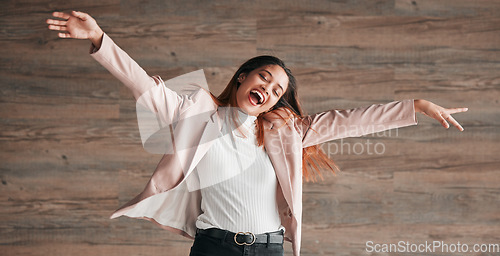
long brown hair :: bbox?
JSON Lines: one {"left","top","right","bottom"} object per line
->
{"left": 209, "top": 56, "right": 339, "bottom": 182}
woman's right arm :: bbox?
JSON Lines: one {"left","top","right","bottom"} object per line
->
{"left": 46, "top": 11, "right": 173, "bottom": 103}
{"left": 47, "top": 11, "right": 218, "bottom": 155}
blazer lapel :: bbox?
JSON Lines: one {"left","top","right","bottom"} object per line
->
{"left": 184, "top": 109, "right": 222, "bottom": 178}
{"left": 264, "top": 124, "right": 295, "bottom": 214}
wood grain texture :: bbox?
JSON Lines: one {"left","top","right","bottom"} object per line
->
{"left": 1, "top": 0, "right": 498, "bottom": 255}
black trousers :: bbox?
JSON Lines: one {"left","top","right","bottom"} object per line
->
{"left": 189, "top": 230, "right": 284, "bottom": 256}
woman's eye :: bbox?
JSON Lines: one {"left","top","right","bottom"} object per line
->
{"left": 259, "top": 74, "right": 267, "bottom": 81}
{"left": 274, "top": 90, "right": 279, "bottom": 96}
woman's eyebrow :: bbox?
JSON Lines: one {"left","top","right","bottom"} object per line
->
{"left": 263, "top": 69, "right": 284, "bottom": 92}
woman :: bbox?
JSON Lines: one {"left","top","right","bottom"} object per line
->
{"left": 47, "top": 11, "right": 468, "bottom": 256}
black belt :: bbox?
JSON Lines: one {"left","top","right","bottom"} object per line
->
{"left": 196, "top": 228, "right": 284, "bottom": 246}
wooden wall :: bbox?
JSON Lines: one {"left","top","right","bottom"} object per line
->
{"left": 1, "top": 0, "right": 499, "bottom": 255}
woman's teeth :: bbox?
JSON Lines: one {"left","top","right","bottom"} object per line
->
{"left": 251, "top": 90, "right": 264, "bottom": 104}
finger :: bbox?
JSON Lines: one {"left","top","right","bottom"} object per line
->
{"left": 52, "top": 11, "right": 71, "bottom": 20}
{"left": 437, "top": 113, "right": 450, "bottom": 129}
{"left": 446, "top": 107, "right": 469, "bottom": 114}
{"left": 46, "top": 19, "right": 67, "bottom": 26}
{"left": 72, "top": 10, "right": 88, "bottom": 21}
{"left": 58, "top": 32, "right": 72, "bottom": 38}
{"left": 444, "top": 115, "right": 464, "bottom": 132}
{"left": 48, "top": 25, "right": 67, "bottom": 31}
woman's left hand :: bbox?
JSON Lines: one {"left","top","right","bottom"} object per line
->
{"left": 414, "top": 99, "right": 468, "bottom": 131}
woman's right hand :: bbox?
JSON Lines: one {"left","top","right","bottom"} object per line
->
{"left": 46, "top": 11, "right": 104, "bottom": 49}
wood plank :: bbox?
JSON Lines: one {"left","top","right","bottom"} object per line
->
{"left": 255, "top": 0, "right": 397, "bottom": 16}
{"left": 0, "top": 102, "right": 119, "bottom": 119}
{"left": 257, "top": 15, "right": 500, "bottom": 67}
{"left": 258, "top": 15, "right": 500, "bottom": 49}
{"left": 394, "top": 0, "right": 500, "bottom": 17}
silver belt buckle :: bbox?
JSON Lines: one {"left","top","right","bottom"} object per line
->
{"left": 234, "top": 231, "right": 256, "bottom": 245}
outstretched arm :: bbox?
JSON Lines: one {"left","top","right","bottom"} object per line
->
{"left": 46, "top": 11, "right": 184, "bottom": 123}
{"left": 300, "top": 99, "right": 468, "bottom": 148}
{"left": 46, "top": 11, "right": 163, "bottom": 101}
{"left": 45, "top": 11, "right": 217, "bottom": 134}
{"left": 414, "top": 99, "right": 468, "bottom": 131}
{"left": 47, "top": 11, "right": 104, "bottom": 50}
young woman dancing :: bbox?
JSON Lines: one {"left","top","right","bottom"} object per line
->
{"left": 47, "top": 11, "right": 468, "bottom": 256}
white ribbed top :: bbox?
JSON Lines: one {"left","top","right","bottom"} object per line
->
{"left": 195, "top": 109, "right": 284, "bottom": 234}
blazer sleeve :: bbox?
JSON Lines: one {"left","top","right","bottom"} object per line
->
{"left": 300, "top": 99, "right": 418, "bottom": 148}
{"left": 89, "top": 33, "right": 182, "bottom": 120}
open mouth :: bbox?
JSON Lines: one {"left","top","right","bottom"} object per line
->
{"left": 249, "top": 89, "right": 264, "bottom": 106}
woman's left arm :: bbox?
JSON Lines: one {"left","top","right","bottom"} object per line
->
{"left": 299, "top": 99, "right": 468, "bottom": 148}
{"left": 413, "top": 99, "right": 468, "bottom": 131}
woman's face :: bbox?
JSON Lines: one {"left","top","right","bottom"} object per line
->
{"left": 235, "top": 64, "right": 289, "bottom": 116}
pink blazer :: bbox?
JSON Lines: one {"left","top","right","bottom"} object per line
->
{"left": 90, "top": 33, "right": 418, "bottom": 256}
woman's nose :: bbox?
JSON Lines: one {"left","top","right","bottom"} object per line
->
{"left": 261, "top": 85, "right": 269, "bottom": 95}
